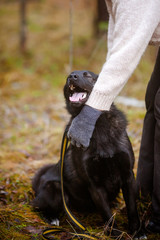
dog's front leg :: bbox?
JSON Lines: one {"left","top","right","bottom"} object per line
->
{"left": 121, "top": 171, "right": 148, "bottom": 239}
{"left": 118, "top": 152, "right": 140, "bottom": 234}
{"left": 121, "top": 171, "right": 140, "bottom": 233}
{"left": 88, "top": 184, "right": 120, "bottom": 236}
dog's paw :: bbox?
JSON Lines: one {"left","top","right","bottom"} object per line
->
{"left": 133, "top": 232, "right": 147, "bottom": 240}
{"left": 132, "top": 227, "right": 147, "bottom": 240}
{"left": 50, "top": 218, "right": 60, "bottom": 226}
{"left": 134, "top": 235, "right": 147, "bottom": 240}
{"left": 146, "top": 220, "right": 160, "bottom": 233}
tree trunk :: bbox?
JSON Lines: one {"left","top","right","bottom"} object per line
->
{"left": 95, "top": 0, "right": 109, "bottom": 36}
{"left": 20, "top": 0, "right": 27, "bottom": 53}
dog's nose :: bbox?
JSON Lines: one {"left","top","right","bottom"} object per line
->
{"left": 68, "top": 74, "right": 78, "bottom": 80}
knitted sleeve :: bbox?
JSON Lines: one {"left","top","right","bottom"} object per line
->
{"left": 86, "top": 0, "right": 160, "bottom": 111}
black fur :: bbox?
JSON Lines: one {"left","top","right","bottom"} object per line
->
{"left": 32, "top": 70, "right": 140, "bottom": 234}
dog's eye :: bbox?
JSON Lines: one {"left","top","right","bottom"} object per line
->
{"left": 83, "top": 72, "right": 92, "bottom": 78}
{"left": 46, "top": 183, "right": 51, "bottom": 189}
{"left": 83, "top": 72, "right": 88, "bottom": 77}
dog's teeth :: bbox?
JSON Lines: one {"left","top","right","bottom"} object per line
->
{"left": 82, "top": 92, "right": 87, "bottom": 99}
{"left": 70, "top": 85, "right": 75, "bottom": 90}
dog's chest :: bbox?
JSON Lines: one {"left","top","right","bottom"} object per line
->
{"left": 71, "top": 148, "right": 121, "bottom": 186}
{"left": 87, "top": 156, "right": 121, "bottom": 182}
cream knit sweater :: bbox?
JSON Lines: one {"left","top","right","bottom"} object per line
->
{"left": 86, "top": 0, "right": 160, "bottom": 111}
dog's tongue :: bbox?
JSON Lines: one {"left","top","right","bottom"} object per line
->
{"left": 69, "top": 92, "right": 87, "bottom": 102}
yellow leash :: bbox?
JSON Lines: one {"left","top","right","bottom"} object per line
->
{"left": 42, "top": 131, "right": 99, "bottom": 240}
{"left": 60, "top": 132, "right": 86, "bottom": 231}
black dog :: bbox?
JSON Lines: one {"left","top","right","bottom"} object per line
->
{"left": 32, "top": 70, "right": 141, "bottom": 236}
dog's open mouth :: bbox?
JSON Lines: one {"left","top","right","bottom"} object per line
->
{"left": 69, "top": 84, "right": 88, "bottom": 104}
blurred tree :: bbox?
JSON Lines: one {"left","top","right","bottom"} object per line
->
{"left": 95, "top": 0, "right": 109, "bottom": 35}
{"left": 20, "top": 0, "right": 27, "bottom": 53}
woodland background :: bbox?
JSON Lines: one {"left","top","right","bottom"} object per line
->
{"left": 0, "top": 0, "right": 159, "bottom": 239}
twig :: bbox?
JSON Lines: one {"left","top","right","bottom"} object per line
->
{"left": 69, "top": 0, "right": 73, "bottom": 73}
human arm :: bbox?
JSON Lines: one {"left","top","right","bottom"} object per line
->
{"left": 68, "top": 0, "right": 160, "bottom": 148}
{"left": 86, "top": 0, "right": 160, "bottom": 111}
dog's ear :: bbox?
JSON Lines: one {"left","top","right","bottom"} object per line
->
{"left": 45, "top": 180, "right": 61, "bottom": 191}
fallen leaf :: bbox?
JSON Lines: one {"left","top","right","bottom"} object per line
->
{"left": 23, "top": 226, "right": 42, "bottom": 235}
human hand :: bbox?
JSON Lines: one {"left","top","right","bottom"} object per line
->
{"left": 67, "top": 105, "right": 102, "bottom": 148}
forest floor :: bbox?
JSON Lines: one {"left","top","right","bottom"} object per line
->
{"left": 0, "top": 0, "right": 160, "bottom": 239}
{"left": 0, "top": 69, "right": 156, "bottom": 240}
{"left": 0, "top": 67, "right": 158, "bottom": 240}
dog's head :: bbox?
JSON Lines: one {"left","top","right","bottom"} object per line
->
{"left": 64, "top": 70, "right": 98, "bottom": 116}
{"left": 32, "top": 164, "right": 65, "bottom": 222}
